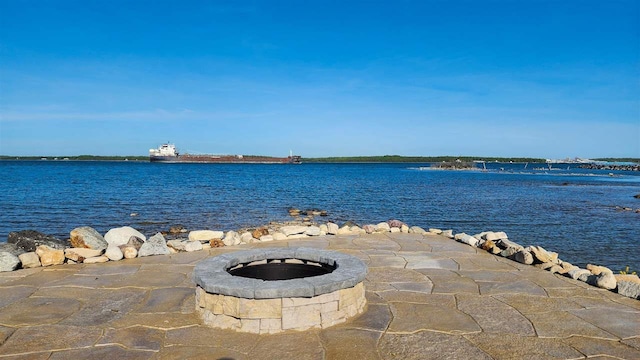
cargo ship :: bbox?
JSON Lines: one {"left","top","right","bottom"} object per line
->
{"left": 149, "top": 144, "right": 302, "bottom": 164}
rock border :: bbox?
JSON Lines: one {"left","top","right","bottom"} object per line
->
{"left": 1, "top": 218, "right": 638, "bottom": 301}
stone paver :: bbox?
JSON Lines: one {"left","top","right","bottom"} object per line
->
{"left": 0, "top": 232, "right": 638, "bottom": 359}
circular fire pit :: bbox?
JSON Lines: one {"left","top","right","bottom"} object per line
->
{"left": 193, "top": 247, "right": 368, "bottom": 334}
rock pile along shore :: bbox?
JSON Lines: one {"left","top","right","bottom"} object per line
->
{"left": 1, "top": 213, "right": 638, "bottom": 301}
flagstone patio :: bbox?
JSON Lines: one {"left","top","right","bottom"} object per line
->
{"left": 0, "top": 232, "right": 638, "bottom": 359}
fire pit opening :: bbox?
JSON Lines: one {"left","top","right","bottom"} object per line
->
{"left": 227, "top": 258, "right": 337, "bottom": 281}
{"left": 194, "top": 247, "right": 368, "bottom": 334}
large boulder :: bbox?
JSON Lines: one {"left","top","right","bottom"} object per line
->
{"left": 185, "top": 241, "right": 203, "bottom": 252}
{"left": 617, "top": 281, "right": 640, "bottom": 299}
{"left": 0, "top": 242, "right": 25, "bottom": 257}
{"left": 455, "top": 233, "right": 479, "bottom": 247}
{"left": 280, "top": 226, "right": 307, "bottom": 236}
{"left": 528, "top": 246, "right": 557, "bottom": 264}
{"left": 223, "top": 231, "right": 241, "bottom": 246}
{"left": 512, "top": 250, "right": 534, "bottom": 265}
{"left": 189, "top": 230, "right": 224, "bottom": 242}
{"left": 8, "top": 230, "right": 68, "bottom": 252}
{"left": 594, "top": 272, "right": 617, "bottom": 290}
{"left": 70, "top": 227, "right": 108, "bottom": 251}
{"left": 138, "top": 233, "right": 170, "bottom": 257}
{"left": 0, "top": 252, "right": 21, "bottom": 272}
{"left": 240, "top": 232, "right": 254, "bottom": 244}
{"left": 104, "top": 226, "right": 146, "bottom": 247}
{"left": 305, "top": 226, "right": 321, "bottom": 236}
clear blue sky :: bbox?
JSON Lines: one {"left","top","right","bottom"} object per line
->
{"left": 1, "top": 0, "right": 638, "bottom": 158}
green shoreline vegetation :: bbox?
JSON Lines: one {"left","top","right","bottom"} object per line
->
{"left": 1, "top": 155, "right": 638, "bottom": 163}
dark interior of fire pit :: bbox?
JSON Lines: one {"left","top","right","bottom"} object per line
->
{"left": 228, "top": 260, "right": 337, "bottom": 281}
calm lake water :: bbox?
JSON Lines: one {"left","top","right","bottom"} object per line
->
{"left": 1, "top": 161, "right": 639, "bottom": 271}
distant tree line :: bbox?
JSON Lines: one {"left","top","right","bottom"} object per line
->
{"left": 302, "top": 155, "right": 547, "bottom": 163}
{"left": 593, "top": 158, "right": 639, "bottom": 163}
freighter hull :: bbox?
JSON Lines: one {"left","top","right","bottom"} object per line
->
{"left": 149, "top": 144, "right": 301, "bottom": 164}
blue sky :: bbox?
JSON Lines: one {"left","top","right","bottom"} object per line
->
{"left": 1, "top": 0, "right": 638, "bottom": 158}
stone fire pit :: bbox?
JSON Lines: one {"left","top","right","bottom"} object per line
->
{"left": 193, "top": 247, "right": 368, "bottom": 334}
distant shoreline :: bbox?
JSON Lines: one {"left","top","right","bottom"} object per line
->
{"left": 1, "top": 155, "right": 638, "bottom": 164}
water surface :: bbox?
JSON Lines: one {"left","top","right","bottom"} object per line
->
{"left": 1, "top": 161, "right": 638, "bottom": 271}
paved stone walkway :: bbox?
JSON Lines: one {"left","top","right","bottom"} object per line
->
{"left": 0, "top": 232, "right": 638, "bottom": 359}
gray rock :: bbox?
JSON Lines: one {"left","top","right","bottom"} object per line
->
{"left": 223, "top": 231, "right": 241, "bottom": 246}
{"left": 185, "top": 241, "right": 203, "bottom": 252}
{"left": 512, "top": 250, "right": 534, "bottom": 265}
{"left": 167, "top": 239, "right": 187, "bottom": 252}
{"left": 500, "top": 246, "right": 520, "bottom": 258}
{"left": 0, "top": 242, "right": 25, "bottom": 257}
{"left": 280, "top": 226, "right": 308, "bottom": 236}
{"left": 104, "top": 226, "right": 146, "bottom": 247}
{"left": 239, "top": 232, "right": 254, "bottom": 243}
{"left": 305, "top": 226, "right": 321, "bottom": 236}
{"left": 127, "top": 236, "right": 145, "bottom": 251}
{"left": 483, "top": 232, "right": 500, "bottom": 241}
{"left": 8, "top": 230, "right": 68, "bottom": 252}
{"left": 0, "top": 251, "right": 21, "bottom": 272}
{"left": 568, "top": 268, "right": 592, "bottom": 281}
{"left": 326, "top": 222, "right": 339, "bottom": 235}
{"left": 138, "top": 233, "right": 170, "bottom": 257}
{"left": 70, "top": 226, "right": 108, "bottom": 251}
{"left": 496, "top": 238, "right": 523, "bottom": 251}
{"left": 456, "top": 234, "right": 479, "bottom": 247}
{"left": 617, "top": 281, "right": 640, "bottom": 299}
{"left": 441, "top": 229, "right": 454, "bottom": 238}
{"left": 429, "top": 228, "right": 443, "bottom": 234}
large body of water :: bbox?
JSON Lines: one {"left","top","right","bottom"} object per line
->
{"left": 1, "top": 161, "right": 638, "bottom": 271}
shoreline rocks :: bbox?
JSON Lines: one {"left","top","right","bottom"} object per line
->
{"left": 70, "top": 227, "right": 108, "bottom": 251}
{"left": 2, "top": 214, "right": 638, "bottom": 301}
{"left": 8, "top": 230, "right": 68, "bottom": 252}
